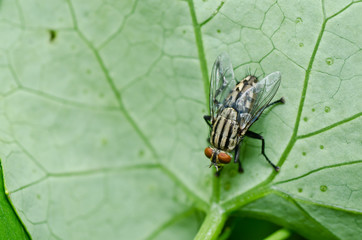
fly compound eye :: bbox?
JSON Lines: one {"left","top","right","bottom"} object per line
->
{"left": 218, "top": 152, "right": 231, "bottom": 164}
{"left": 204, "top": 147, "right": 213, "bottom": 158}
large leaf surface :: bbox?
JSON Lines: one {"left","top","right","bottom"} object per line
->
{"left": 0, "top": 0, "right": 361, "bottom": 239}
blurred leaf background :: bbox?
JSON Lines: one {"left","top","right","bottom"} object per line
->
{"left": 0, "top": 0, "right": 361, "bottom": 239}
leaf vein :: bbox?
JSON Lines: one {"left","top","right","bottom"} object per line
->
{"left": 297, "top": 112, "right": 362, "bottom": 139}
{"left": 273, "top": 160, "right": 362, "bottom": 185}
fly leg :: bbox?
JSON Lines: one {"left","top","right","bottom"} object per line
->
{"left": 203, "top": 115, "right": 212, "bottom": 128}
{"left": 265, "top": 97, "right": 285, "bottom": 109}
{"left": 234, "top": 143, "right": 244, "bottom": 173}
{"left": 215, "top": 167, "right": 223, "bottom": 177}
{"left": 245, "top": 131, "right": 280, "bottom": 172}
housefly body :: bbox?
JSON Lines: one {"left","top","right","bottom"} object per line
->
{"left": 203, "top": 52, "right": 285, "bottom": 174}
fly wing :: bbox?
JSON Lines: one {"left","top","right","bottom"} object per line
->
{"left": 235, "top": 72, "right": 281, "bottom": 130}
{"left": 209, "top": 52, "right": 236, "bottom": 121}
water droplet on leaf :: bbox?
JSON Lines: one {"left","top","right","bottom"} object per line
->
{"left": 325, "top": 57, "right": 334, "bottom": 65}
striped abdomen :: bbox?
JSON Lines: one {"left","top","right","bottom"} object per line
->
{"left": 223, "top": 75, "right": 258, "bottom": 134}
{"left": 210, "top": 108, "right": 239, "bottom": 151}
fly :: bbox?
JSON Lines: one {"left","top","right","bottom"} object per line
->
{"left": 203, "top": 52, "right": 285, "bottom": 173}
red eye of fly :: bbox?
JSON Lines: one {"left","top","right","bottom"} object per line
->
{"left": 218, "top": 152, "right": 231, "bottom": 164}
{"left": 204, "top": 147, "right": 213, "bottom": 158}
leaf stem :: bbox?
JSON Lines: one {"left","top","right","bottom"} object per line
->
{"left": 194, "top": 204, "right": 227, "bottom": 240}
{"left": 211, "top": 171, "right": 220, "bottom": 203}
{"left": 263, "top": 228, "right": 292, "bottom": 240}
{"left": 187, "top": 0, "right": 210, "bottom": 107}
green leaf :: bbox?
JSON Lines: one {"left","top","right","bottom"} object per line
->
{"left": 0, "top": 0, "right": 361, "bottom": 239}
{"left": 0, "top": 164, "right": 29, "bottom": 239}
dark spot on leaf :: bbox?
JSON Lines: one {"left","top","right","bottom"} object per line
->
{"left": 320, "top": 145, "right": 324, "bottom": 149}
{"left": 298, "top": 188, "right": 303, "bottom": 193}
{"left": 148, "top": 184, "right": 156, "bottom": 191}
{"left": 101, "top": 138, "right": 108, "bottom": 145}
{"left": 217, "top": 29, "right": 221, "bottom": 33}
{"left": 224, "top": 181, "right": 231, "bottom": 191}
{"left": 299, "top": 43, "right": 304, "bottom": 47}
{"left": 48, "top": 29, "right": 57, "bottom": 42}
{"left": 324, "top": 106, "right": 331, "bottom": 113}
{"left": 311, "top": 108, "right": 315, "bottom": 112}
{"left": 303, "top": 117, "right": 308, "bottom": 122}
{"left": 182, "top": 30, "right": 186, "bottom": 34}
{"left": 99, "top": 93, "right": 104, "bottom": 98}
{"left": 325, "top": 57, "right": 334, "bottom": 65}
{"left": 37, "top": 194, "right": 41, "bottom": 199}
{"left": 302, "top": 152, "right": 306, "bottom": 156}
{"left": 229, "top": 169, "right": 238, "bottom": 177}
{"left": 86, "top": 69, "right": 92, "bottom": 75}
{"left": 139, "top": 150, "right": 144, "bottom": 157}
{"left": 320, "top": 185, "right": 328, "bottom": 192}
{"left": 294, "top": 164, "right": 298, "bottom": 168}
